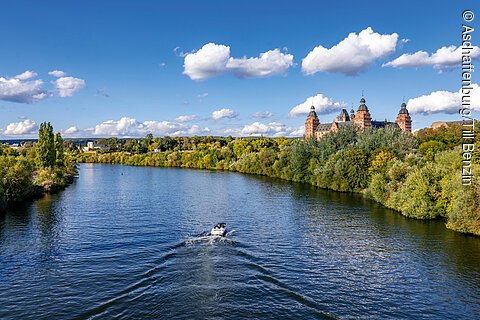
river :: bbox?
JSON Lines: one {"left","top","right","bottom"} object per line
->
{"left": 1, "top": 164, "right": 479, "bottom": 319}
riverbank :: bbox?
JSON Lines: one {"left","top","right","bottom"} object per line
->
{"left": 0, "top": 157, "right": 77, "bottom": 212}
{"left": 76, "top": 127, "right": 479, "bottom": 237}
{"left": 0, "top": 122, "right": 77, "bottom": 211}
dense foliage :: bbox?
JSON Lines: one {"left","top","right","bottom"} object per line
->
{"left": 0, "top": 123, "right": 76, "bottom": 209}
{"left": 77, "top": 123, "right": 479, "bottom": 236}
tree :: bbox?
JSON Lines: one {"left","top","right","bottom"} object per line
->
{"left": 36, "top": 122, "right": 56, "bottom": 168}
{"left": 54, "top": 132, "right": 65, "bottom": 166}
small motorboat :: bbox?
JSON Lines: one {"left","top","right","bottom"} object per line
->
{"left": 210, "top": 223, "right": 227, "bottom": 237}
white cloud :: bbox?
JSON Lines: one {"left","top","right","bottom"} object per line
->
{"left": 184, "top": 43, "right": 230, "bottom": 80}
{"left": 241, "top": 122, "right": 287, "bottom": 136}
{"left": 407, "top": 83, "right": 480, "bottom": 114}
{"left": 0, "top": 73, "right": 47, "bottom": 103}
{"left": 289, "top": 126, "right": 305, "bottom": 137}
{"left": 302, "top": 27, "right": 399, "bottom": 76}
{"left": 48, "top": 70, "right": 66, "bottom": 77}
{"left": 183, "top": 43, "right": 294, "bottom": 80}
{"left": 93, "top": 117, "right": 210, "bottom": 137}
{"left": 252, "top": 111, "right": 273, "bottom": 118}
{"left": 14, "top": 70, "right": 37, "bottom": 80}
{"left": 383, "top": 45, "right": 480, "bottom": 70}
{"left": 212, "top": 108, "right": 237, "bottom": 120}
{"left": 175, "top": 115, "right": 198, "bottom": 122}
{"left": 197, "top": 93, "right": 209, "bottom": 98}
{"left": 3, "top": 119, "right": 37, "bottom": 135}
{"left": 54, "top": 76, "right": 86, "bottom": 97}
{"left": 187, "top": 125, "right": 210, "bottom": 135}
{"left": 64, "top": 126, "right": 79, "bottom": 134}
{"left": 173, "top": 46, "right": 188, "bottom": 58}
{"left": 0, "top": 70, "right": 86, "bottom": 103}
{"left": 289, "top": 93, "right": 346, "bottom": 117}
{"left": 94, "top": 117, "right": 143, "bottom": 136}
{"left": 223, "top": 128, "right": 240, "bottom": 135}
{"left": 227, "top": 48, "right": 294, "bottom": 78}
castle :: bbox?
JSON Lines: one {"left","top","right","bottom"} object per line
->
{"left": 305, "top": 97, "right": 412, "bottom": 140}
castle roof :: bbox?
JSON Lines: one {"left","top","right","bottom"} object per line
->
{"left": 337, "top": 121, "right": 353, "bottom": 127}
{"left": 371, "top": 120, "right": 399, "bottom": 129}
{"left": 398, "top": 102, "right": 409, "bottom": 115}
{"left": 335, "top": 109, "right": 350, "bottom": 122}
{"left": 308, "top": 105, "right": 318, "bottom": 117}
{"left": 357, "top": 97, "right": 369, "bottom": 111}
{"left": 316, "top": 123, "right": 332, "bottom": 131}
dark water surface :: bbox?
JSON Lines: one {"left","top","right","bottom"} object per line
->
{"left": 1, "top": 164, "right": 479, "bottom": 319}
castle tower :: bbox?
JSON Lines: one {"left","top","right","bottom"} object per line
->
{"left": 305, "top": 105, "right": 320, "bottom": 139}
{"left": 395, "top": 102, "right": 412, "bottom": 133}
{"left": 354, "top": 97, "right": 372, "bottom": 129}
{"left": 350, "top": 108, "right": 355, "bottom": 120}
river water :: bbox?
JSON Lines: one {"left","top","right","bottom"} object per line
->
{"left": 1, "top": 164, "right": 479, "bottom": 319}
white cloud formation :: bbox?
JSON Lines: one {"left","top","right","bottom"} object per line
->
{"left": 383, "top": 45, "right": 480, "bottom": 70}
{"left": 197, "top": 93, "right": 209, "bottom": 98}
{"left": 289, "top": 126, "right": 305, "bottom": 137}
{"left": 48, "top": 70, "right": 66, "bottom": 77}
{"left": 252, "top": 111, "right": 273, "bottom": 118}
{"left": 186, "top": 125, "right": 210, "bottom": 135}
{"left": 184, "top": 43, "right": 230, "bottom": 80}
{"left": 183, "top": 43, "right": 294, "bottom": 80}
{"left": 94, "top": 117, "right": 143, "bottom": 136}
{"left": 241, "top": 122, "right": 287, "bottom": 136}
{"left": 93, "top": 117, "right": 210, "bottom": 137}
{"left": 175, "top": 115, "right": 198, "bottom": 122}
{"left": 14, "top": 70, "right": 37, "bottom": 81}
{"left": 227, "top": 49, "right": 294, "bottom": 78}
{"left": 54, "top": 76, "right": 86, "bottom": 97}
{"left": 64, "top": 126, "right": 79, "bottom": 134}
{"left": 0, "top": 70, "right": 85, "bottom": 103}
{"left": 289, "top": 93, "right": 347, "bottom": 117}
{"left": 3, "top": 119, "right": 37, "bottom": 135}
{"left": 212, "top": 108, "right": 238, "bottom": 120}
{"left": 407, "top": 83, "right": 480, "bottom": 114}
{"left": 0, "top": 73, "right": 47, "bottom": 103}
{"left": 302, "top": 27, "right": 399, "bottom": 76}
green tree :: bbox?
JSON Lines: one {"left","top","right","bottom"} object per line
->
{"left": 54, "top": 132, "right": 65, "bottom": 166}
{"left": 36, "top": 122, "right": 56, "bottom": 168}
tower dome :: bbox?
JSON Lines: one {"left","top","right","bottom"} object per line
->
{"left": 308, "top": 105, "right": 318, "bottom": 117}
{"left": 358, "top": 97, "right": 368, "bottom": 111}
{"left": 399, "top": 102, "right": 409, "bottom": 114}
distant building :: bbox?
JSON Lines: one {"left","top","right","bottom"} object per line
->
{"left": 83, "top": 141, "right": 109, "bottom": 152}
{"left": 305, "top": 97, "right": 412, "bottom": 140}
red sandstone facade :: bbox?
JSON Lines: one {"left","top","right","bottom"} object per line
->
{"left": 305, "top": 97, "right": 412, "bottom": 140}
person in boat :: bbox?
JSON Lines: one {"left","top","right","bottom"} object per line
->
{"left": 210, "top": 223, "right": 227, "bottom": 236}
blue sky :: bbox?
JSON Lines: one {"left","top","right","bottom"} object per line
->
{"left": 0, "top": 0, "right": 478, "bottom": 138}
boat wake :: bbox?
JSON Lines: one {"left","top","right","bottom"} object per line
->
{"left": 185, "top": 229, "right": 236, "bottom": 245}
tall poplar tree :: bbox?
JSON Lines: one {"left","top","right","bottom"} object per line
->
{"left": 54, "top": 133, "right": 64, "bottom": 166}
{"left": 36, "top": 122, "right": 56, "bottom": 168}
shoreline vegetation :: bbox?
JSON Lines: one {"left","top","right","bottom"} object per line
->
{"left": 0, "top": 122, "right": 77, "bottom": 211}
{"left": 77, "top": 123, "right": 479, "bottom": 236}
{"left": 1, "top": 122, "right": 479, "bottom": 236}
